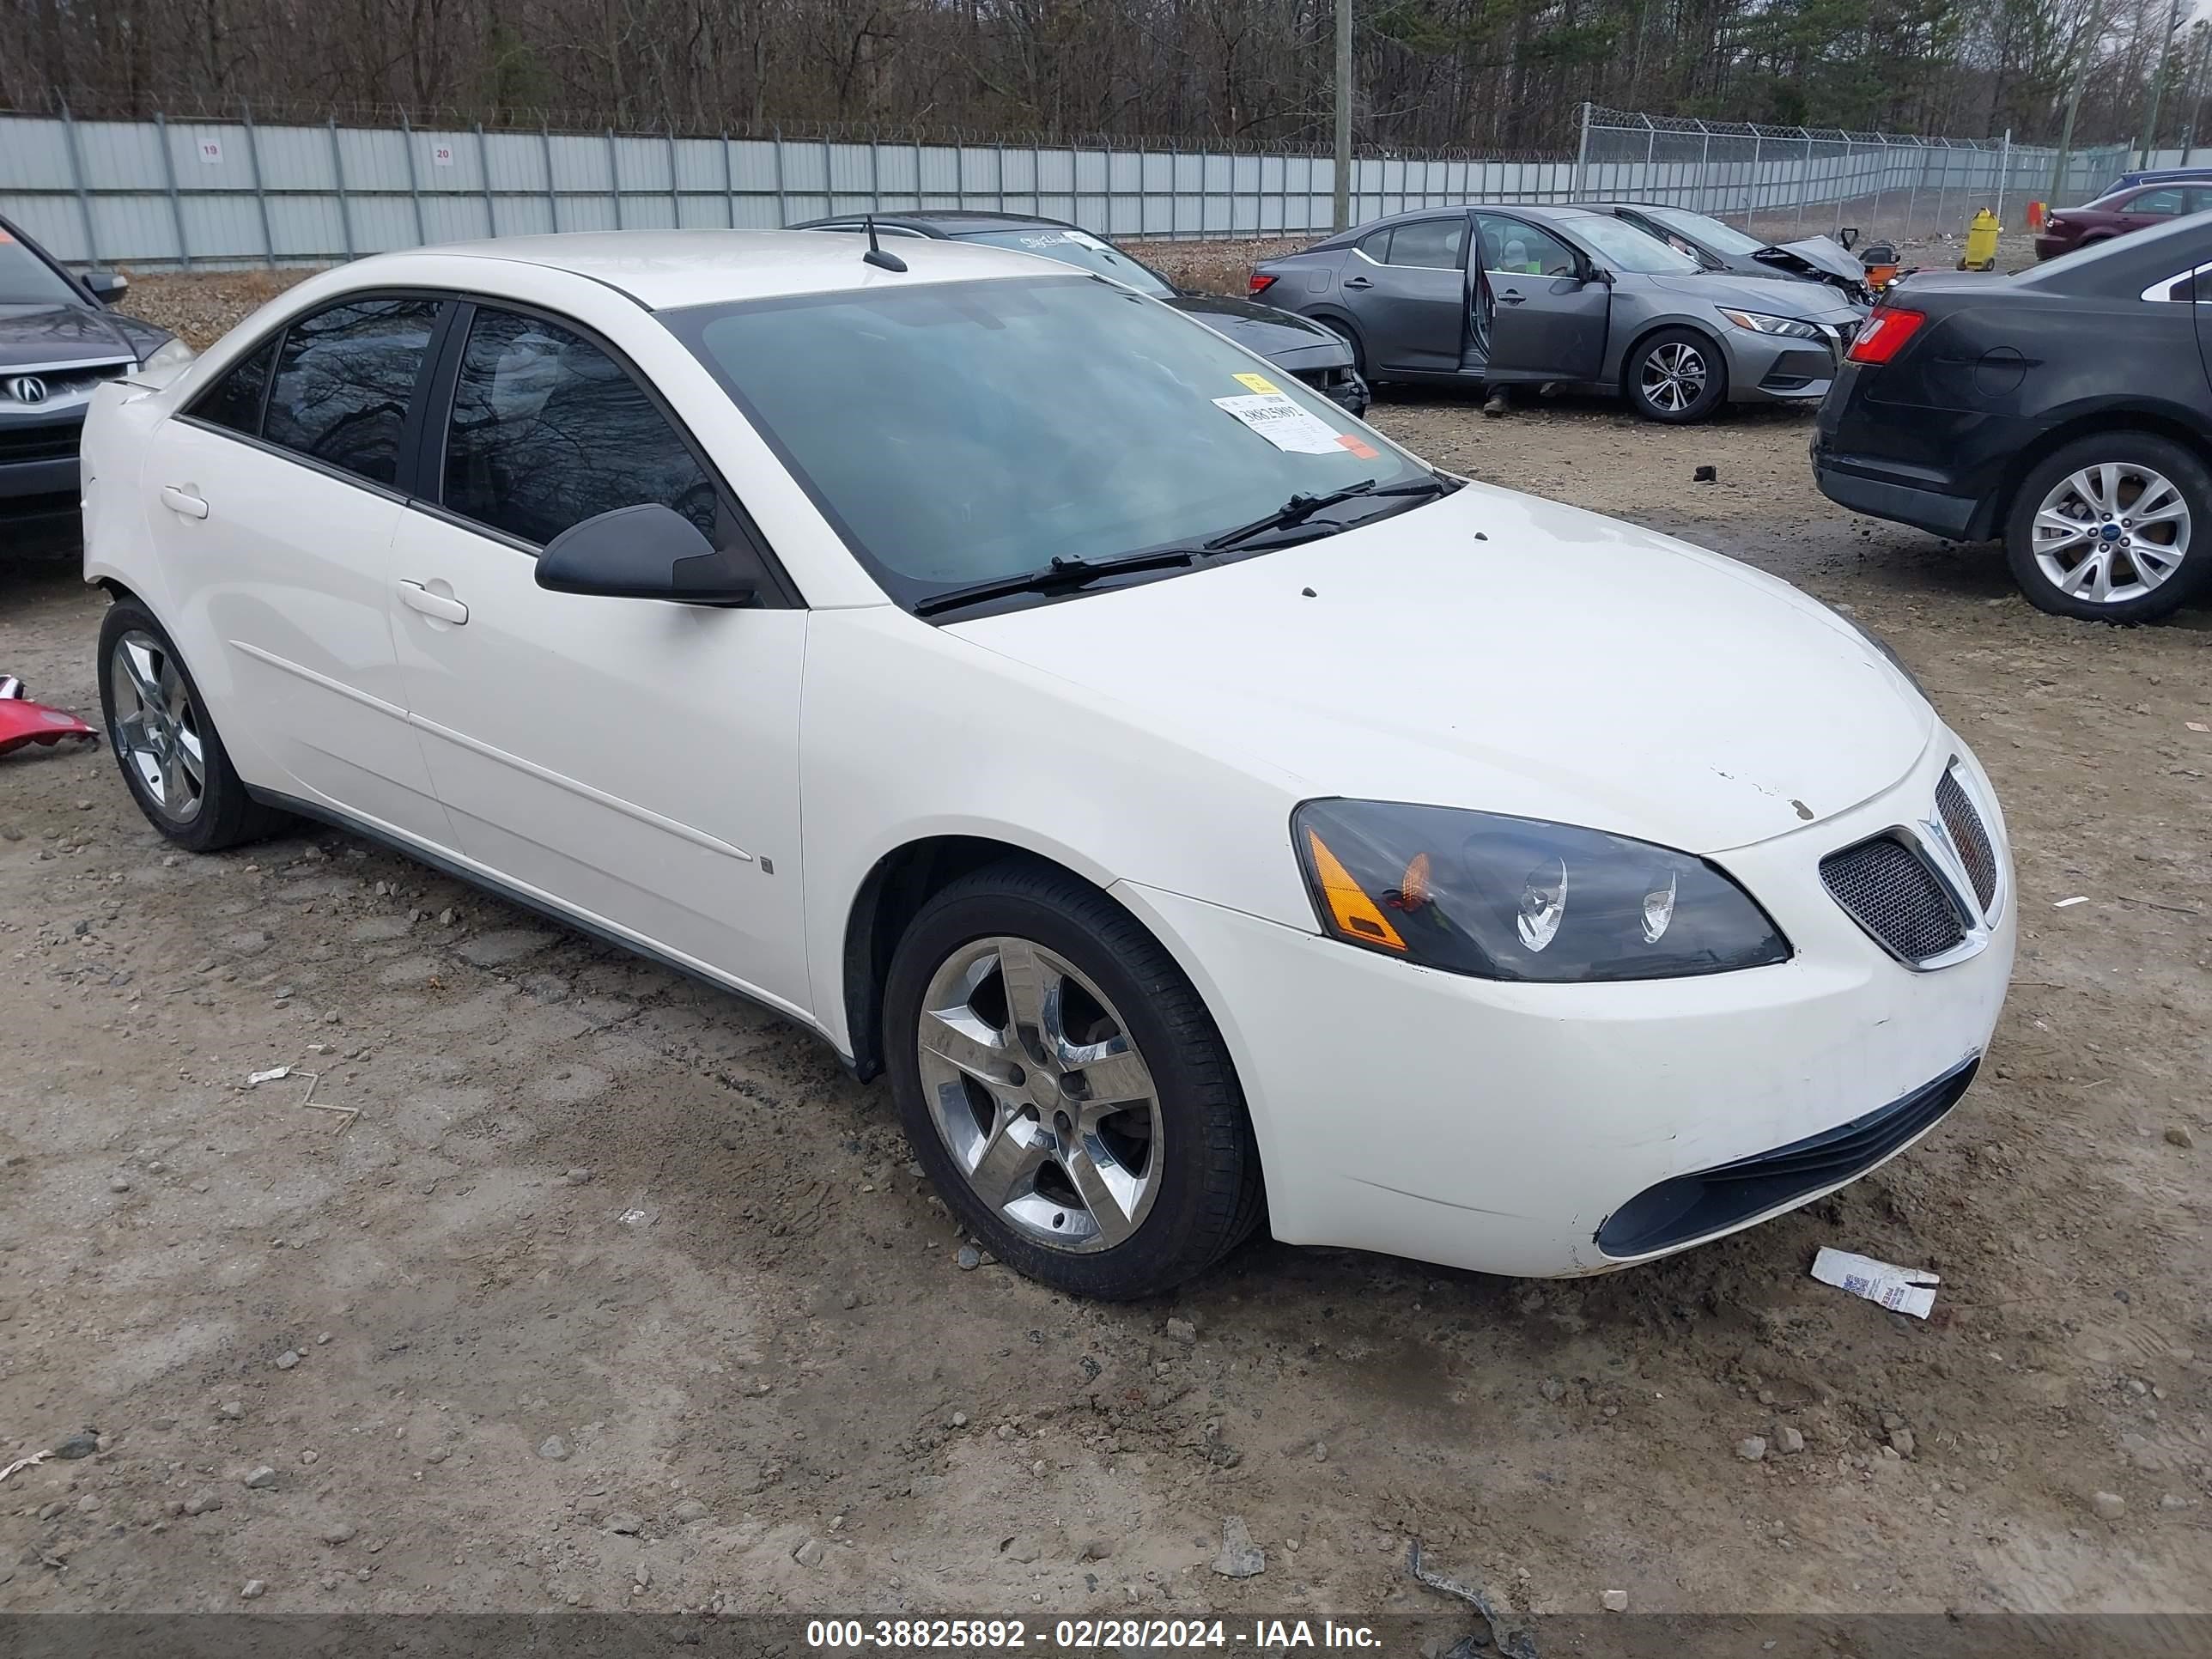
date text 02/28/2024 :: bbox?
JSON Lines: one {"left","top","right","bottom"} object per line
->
{"left": 804, "top": 1619, "right": 1383, "bottom": 1650}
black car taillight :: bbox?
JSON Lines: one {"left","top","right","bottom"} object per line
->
{"left": 1249, "top": 272, "right": 1278, "bottom": 295}
{"left": 1844, "top": 307, "right": 1926, "bottom": 366}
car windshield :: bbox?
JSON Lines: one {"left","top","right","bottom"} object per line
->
{"left": 669, "top": 274, "right": 1425, "bottom": 609}
{"left": 1642, "top": 205, "right": 1767, "bottom": 257}
{"left": 954, "top": 228, "right": 1176, "bottom": 298}
{"left": 1571, "top": 216, "right": 1702, "bottom": 274}
{"left": 0, "top": 227, "right": 85, "bottom": 313}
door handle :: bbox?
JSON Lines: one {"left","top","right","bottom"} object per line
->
{"left": 1498, "top": 293, "right": 1527, "bottom": 305}
{"left": 398, "top": 580, "right": 469, "bottom": 625}
{"left": 1342, "top": 275, "right": 1374, "bottom": 289}
{"left": 159, "top": 485, "right": 208, "bottom": 520}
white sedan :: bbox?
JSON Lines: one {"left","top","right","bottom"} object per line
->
{"left": 81, "top": 232, "right": 2014, "bottom": 1298}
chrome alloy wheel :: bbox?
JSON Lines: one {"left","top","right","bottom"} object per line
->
{"left": 107, "top": 629, "right": 206, "bottom": 823}
{"left": 2030, "top": 462, "right": 2191, "bottom": 605}
{"left": 915, "top": 936, "right": 1164, "bottom": 1253}
{"left": 1639, "top": 341, "right": 1708, "bottom": 413}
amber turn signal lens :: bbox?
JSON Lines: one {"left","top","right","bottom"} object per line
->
{"left": 1304, "top": 829, "right": 1407, "bottom": 951}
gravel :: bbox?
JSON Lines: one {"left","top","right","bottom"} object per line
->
{"left": 1735, "top": 1437, "right": 1768, "bottom": 1462}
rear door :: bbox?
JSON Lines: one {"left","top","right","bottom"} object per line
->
{"left": 386, "top": 299, "right": 811, "bottom": 1013}
{"left": 1474, "top": 214, "right": 1610, "bottom": 383}
{"left": 137, "top": 295, "right": 454, "bottom": 847}
{"left": 1340, "top": 216, "right": 1469, "bottom": 372}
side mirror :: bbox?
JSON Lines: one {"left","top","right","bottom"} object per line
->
{"left": 83, "top": 270, "right": 129, "bottom": 304}
{"left": 1587, "top": 266, "right": 1615, "bottom": 285}
{"left": 535, "top": 503, "right": 761, "bottom": 606}
{"left": 1838, "top": 227, "right": 1861, "bottom": 251}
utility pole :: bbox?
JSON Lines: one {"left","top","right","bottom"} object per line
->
{"left": 2140, "top": 0, "right": 2185, "bottom": 166}
{"left": 1334, "top": 0, "right": 1353, "bottom": 230}
{"left": 2048, "top": 0, "right": 2107, "bottom": 205}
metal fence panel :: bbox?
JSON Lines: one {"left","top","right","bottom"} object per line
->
{"left": 0, "top": 105, "right": 2154, "bottom": 271}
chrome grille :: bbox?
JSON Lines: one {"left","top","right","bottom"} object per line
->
{"left": 1935, "top": 770, "right": 1998, "bottom": 913}
{"left": 1820, "top": 836, "right": 1966, "bottom": 963}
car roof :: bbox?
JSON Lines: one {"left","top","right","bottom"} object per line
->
{"left": 349, "top": 229, "right": 1072, "bottom": 309}
{"left": 1313, "top": 202, "right": 1595, "bottom": 246}
{"left": 794, "top": 210, "right": 1082, "bottom": 236}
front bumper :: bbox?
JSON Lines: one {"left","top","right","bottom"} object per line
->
{"left": 1116, "top": 734, "right": 2013, "bottom": 1278}
{"left": 1724, "top": 327, "right": 1850, "bottom": 404}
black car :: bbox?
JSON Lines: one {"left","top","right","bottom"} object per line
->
{"left": 1813, "top": 216, "right": 2212, "bottom": 623}
{"left": 790, "top": 210, "right": 1369, "bottom": 414}
{"left": 1590, "top": 203, "right": 1874, "bottom": 305}
{"left": 2, "top": 215, "right": 191, "bottom": 512}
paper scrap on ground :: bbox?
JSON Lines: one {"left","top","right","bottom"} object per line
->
{"left": 246, "top": 1066, "right": 292, "bottom": 1086}
{"left": 1812, "top": 1246, "right": 1939, "bottom": 1318}
{"left": 1212, "top": 392, "right": 1345, "bottom": 454}
{"left": 2053, "top": 896, "right": 2089, "bottom": 908}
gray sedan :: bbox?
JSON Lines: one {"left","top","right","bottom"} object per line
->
{"left": 1248, "top": 204, "right": 1866, "bottom": 423}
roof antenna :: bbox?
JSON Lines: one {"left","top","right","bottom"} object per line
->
{"left": 862, "top": 215, "right": 908, "bottom": 273}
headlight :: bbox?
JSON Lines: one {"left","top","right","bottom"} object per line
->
{"left": 139, "top": 337, "right": 197, "bottom": 372}
{"left": 1294, "top": 799, "right": 1790, "bottom": 982}
{"left": 1718, "top": 308, "right": 1823, "bottom": 341}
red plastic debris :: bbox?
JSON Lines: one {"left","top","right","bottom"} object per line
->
{"left": 0, "top": 684, "right": 98, "bottom": 757}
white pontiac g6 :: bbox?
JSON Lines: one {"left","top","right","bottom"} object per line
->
{"left": 80, "top": 232, "right": 2013, "bottom": 1297}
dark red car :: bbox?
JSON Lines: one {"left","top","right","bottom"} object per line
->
{"left": 2035, "top": 183, "right": 2212, "bottom": 259}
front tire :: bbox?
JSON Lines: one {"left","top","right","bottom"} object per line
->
{"left": 1626, "top": 327, "right": 1728, "bottom": 423}
{"left": 2004, "top": 433, "right": 2210, "bottom": 623}
{"left": 96, "top": 599, "right": 291, "bottom": 851}
{"left": 884, "top": 858, "right": 1262, "bottom": 1299}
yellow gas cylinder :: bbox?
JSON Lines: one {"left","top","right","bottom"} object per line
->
{"left": 1960, "top": 209, "right": 2001, "bottom": 271}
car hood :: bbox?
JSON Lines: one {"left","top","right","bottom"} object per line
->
{"left": 1166, "top": 295, "right": 1353, "bottom": 370}
{"left": 0, "top": 303, "right": 145, "bottom": 372}
{"left": 1763, "top": 235, "right": 1866, "bottom": 282}
{"left": 948, "top": 482, "right": 1934, "bottom": 855}
{"left": 1643, "top": 270, "right": 1863, "bottom": 322}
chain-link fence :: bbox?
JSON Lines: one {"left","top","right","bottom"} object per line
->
{"left": 0, "top": 100, "right": 2153, "bottom": 272}
{"left": 1577, "top": 108, "right": 2136, "bottom": 245}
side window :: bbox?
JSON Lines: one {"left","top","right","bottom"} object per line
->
{"left": 264, "top": 297, "right": 441, "bottom": 488}
{"left": 1382, "top": 217, "right": 1467, "bottom": 270}
{"left": 441, "top": 306, "right": 723, "bottom": 549}
{"left": 2131, "top": 188, "right": 2185, "bottom": 216}
{"left": 188, "top": 337, "right": 276, "bottom": 437}
{"left": 2190, "top": 190, "right": 2212, "bottom": 216}
{"left": 1476, "top": 216, "right": 1579, "bottom": 278}
{"left": 1355, "top": 227, "right": 1394, "bottom": 263}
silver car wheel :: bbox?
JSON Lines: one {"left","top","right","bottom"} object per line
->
{"left": 2030, "top": 462, "right": 2191, "bottom": 605}
{"left": 915, "top": 935, "right": 1164, "bottom": 1255}
{"left": 1639, "top": 341, "right": 1707, "bottom": 413}
{"left": 107, "top": 629, "right": 206, "bottom": 824}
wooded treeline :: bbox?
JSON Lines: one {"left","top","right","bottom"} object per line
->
{"left": 5, "top": 0, "right": 2206, "bottom": 153}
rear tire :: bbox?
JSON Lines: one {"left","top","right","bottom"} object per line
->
{"left": 2005, "top": 433, "right": 2210, "bottom": 623}
{"left": 96, "top": 599, "right": 291, "bottom": 852}
{"left": 883, "top": 856, "right": 1262, "bottom": 1299}
{"left": 1625, "top": 326, "right": 1728, "bottom": 423}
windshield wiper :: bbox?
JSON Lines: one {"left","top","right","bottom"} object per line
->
{"left": 1206, "top": 474, "right": 1457, "bottom": 550}
{"left": 914, "top": 549, "right": 1205, "bottom": 617}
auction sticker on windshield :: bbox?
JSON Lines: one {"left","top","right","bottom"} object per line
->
{"left": 1212, "top": 392, "right": 1345, "bottom": 454}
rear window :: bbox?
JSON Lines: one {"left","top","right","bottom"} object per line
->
{"left": 954, "top": 228, "right": 1176, "bottom": 298}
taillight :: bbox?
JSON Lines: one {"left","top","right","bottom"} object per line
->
{"left": 1845, "top": 307, "right": 1926, "bottom": 366}
{"left": 1249, "top": 272, "right": 1278, "bottom": 295}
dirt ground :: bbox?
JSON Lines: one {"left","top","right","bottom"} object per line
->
{"left": 0, "top": 268, "right": 2208, "bottom": 1628}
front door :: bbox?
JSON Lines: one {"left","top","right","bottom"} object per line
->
{"left": 387, "top": 301, "right": 812, "bottom": 1017}
{"left": 1475, "top": 214, "right": 1611, "bottom": 384}
{"left": 139, "top": 296, "right": 454, "bottom": 848}
{"left": 1340, "top": 216, "right": 1470, "bottom": 373}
